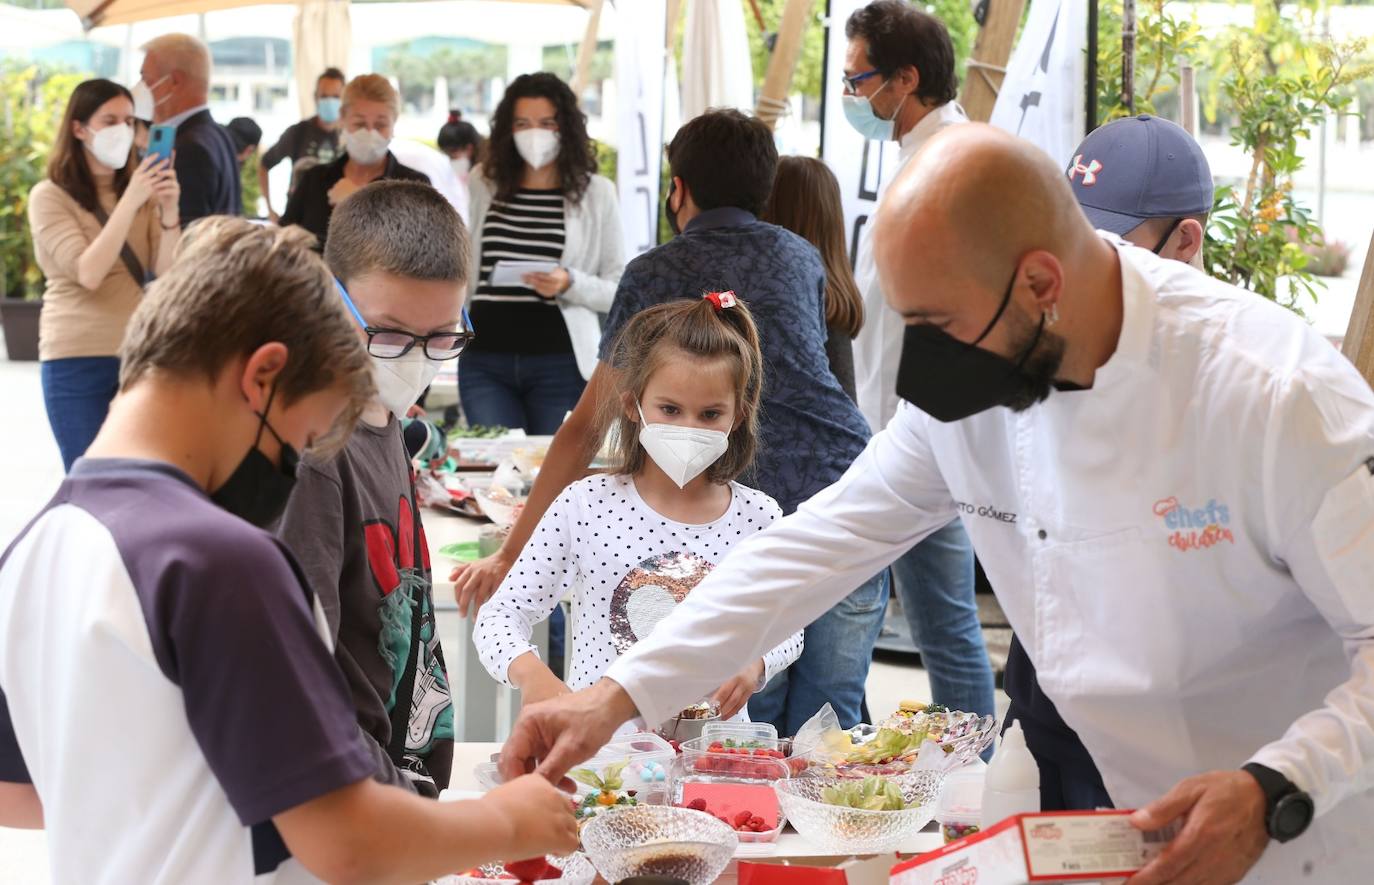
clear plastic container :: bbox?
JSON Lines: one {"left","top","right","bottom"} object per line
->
{"left": 936, "top": 761, "right": 986, "bottom": 844}
{"left": 701, "top": 721, "right": 779, "bottom": 748}
{"left": 678, "top": 736, "right": 809, "bottom": 778}
{"left": 670, "top": 749, "right": 790, "bottom": 843}
{"left": 572, "top": 732, "right": 677, "bottom": 806}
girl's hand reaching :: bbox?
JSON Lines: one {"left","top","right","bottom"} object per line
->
{"left": 711, "top": 658, "right": 765, "bottom": 720}
{"left": 510, "top": 652, "right": 572, "bottom": 708}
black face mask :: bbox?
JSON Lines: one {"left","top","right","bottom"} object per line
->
{"left": 895, "top": 273, "right": 1059, "bottom": 423}
{"left": 665, "top": 180, "right": 682, "bottom": 236}
{"left": 210, "top": 383, "right": 300, "bottom": 528}
{"left": 1151, "top": 217, "right": 1184, "bottom": 255}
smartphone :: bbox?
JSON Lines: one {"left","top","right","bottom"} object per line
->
{"left": 146, "top": 124, "right": 176, "bottom": 164}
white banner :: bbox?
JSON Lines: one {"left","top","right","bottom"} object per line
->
{"left": 989, "top": 0, "right": 1088, "bottom": 168}
{"left": 818, "top": 0, "right": 902, "bottom": 269}
{"left": 615, "top": 0, "right": 668, "bottom": 259}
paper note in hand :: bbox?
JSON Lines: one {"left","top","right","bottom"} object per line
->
{"left": 490, "top": 260, "right": 560, "bottom": 288}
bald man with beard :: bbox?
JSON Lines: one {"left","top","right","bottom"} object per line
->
{"left": 496, "top": 125, "right": 1374, "bottom": 885}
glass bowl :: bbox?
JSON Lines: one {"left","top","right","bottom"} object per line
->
{"left": 580, "top": 805, "right": 739, "bottom": 885}
{"left": 775, "top": 777, "right": 938, "bottom": 854}
{"left": 434, "top": 852, "right": 596, "bottom": 885}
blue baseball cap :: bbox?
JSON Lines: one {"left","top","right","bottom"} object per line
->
{"left": 1066, "top": 114, "right": 1214, "bottom": 236}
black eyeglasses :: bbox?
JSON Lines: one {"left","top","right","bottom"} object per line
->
{"left": 334, "top": 278, "right": 475, "bottom": 360}
{"left": 841, "top": 69, "right": 881, "bottom": 95}
{"left": 361, "top": 326, "right": 474, "bottom": 360}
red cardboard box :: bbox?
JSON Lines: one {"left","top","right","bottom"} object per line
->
{"left": 741, "top": 854, "right": 898, "bottom": 885}
{"left": 889, "top": 811, "right": 1173, "bottom": 885}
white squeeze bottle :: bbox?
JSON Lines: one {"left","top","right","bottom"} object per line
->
{"left": 980, "top": 721, "right": 1041, "bottom": 829}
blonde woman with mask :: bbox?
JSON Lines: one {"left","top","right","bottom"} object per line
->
{"left": 281, "top": 73, "right": 428, "bottom": 251}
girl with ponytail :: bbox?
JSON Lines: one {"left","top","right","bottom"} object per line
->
{"left": 474, "top": 293, "right": 802, "bottom": 727}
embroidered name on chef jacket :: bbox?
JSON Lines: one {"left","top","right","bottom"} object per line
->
{"left": 1153, "top": 497, "right": 1235, "bottom": 551}
{"left": 953, "top": 501, "right": 1018, "bottom": 525}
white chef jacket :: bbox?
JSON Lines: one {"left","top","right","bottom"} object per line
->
{"left": 853, "top": 101, "right": 969, "bottom": 433}
{"left": 608, "top": 240, "right": 1374, "bottom": 883}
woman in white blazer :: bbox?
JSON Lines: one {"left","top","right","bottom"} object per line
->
{"left": 462, "top": 73, "right": 624, "bottom": 435}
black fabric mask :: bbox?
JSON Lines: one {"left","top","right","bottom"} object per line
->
{"left": 665, "top": 180, "right": 682, "bottom": 236}
{"left": 895, "top": 273, "right": 1051, "bottom": 423}
{"left": 210, "top": 382, "right": 300, "bottom": 528}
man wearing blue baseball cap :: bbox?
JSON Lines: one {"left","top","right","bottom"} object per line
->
{"left": 995, "top": 113, "right": 1220, "bottom": 815}
{"left": 1068, "top": 113, "right": 1214, "bottom": 264}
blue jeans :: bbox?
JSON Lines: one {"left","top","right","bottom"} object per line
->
{"left": 459, "top": 351, "right": 586, "bottom": 435}
{"left": 41, "top": 357, "right": 121, "bottom": 472}
{"left": 750, "top": 569, "right": 890, "bottom": 735}
{"left": 892, "top": 519, "right": 995, "bottom": 720}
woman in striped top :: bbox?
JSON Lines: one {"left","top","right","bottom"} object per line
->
{"left": 463, "top": 73, "right": 625, "bottom": 435}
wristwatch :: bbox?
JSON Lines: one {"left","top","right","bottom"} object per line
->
{"left": 1242, "top": 763, "right": 1314, "bottom": 843}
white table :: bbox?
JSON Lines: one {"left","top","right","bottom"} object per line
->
{"left": 426, "top": 505, "right": 549, "bottom": 743}
{"left": 447, "top": 743, "right": 945, "bottom": 861}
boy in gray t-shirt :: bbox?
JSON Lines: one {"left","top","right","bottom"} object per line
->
{"left": 276, "top": 180, "right": 473, "bottom": 796}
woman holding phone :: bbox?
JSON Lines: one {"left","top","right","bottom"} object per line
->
{"left": 462, "top": 73, "right": 624, "bottom": 435}
{"left": 28, "top": 78, "right": 181, "bottom": 470}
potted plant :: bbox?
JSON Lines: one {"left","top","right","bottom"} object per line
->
{"left": 1, "top": 62, "right": 86, "bottom": 361}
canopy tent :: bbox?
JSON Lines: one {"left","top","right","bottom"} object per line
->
{"left": 66, "top": 0, "right": 588, "bottom": 31}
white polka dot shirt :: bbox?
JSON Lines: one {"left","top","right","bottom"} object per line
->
{"left": 473, "top": 474, "right": 804, "bottom": 703}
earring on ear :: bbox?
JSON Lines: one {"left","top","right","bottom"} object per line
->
{"left": 1046, "top": 304, "right": 1060, "bottom": 327}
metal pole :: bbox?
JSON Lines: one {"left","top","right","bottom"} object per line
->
{"left": 1121, "top": 0, "right": 1136, "bottom": 114}
{"left": 1087, "top": 0, "right": 1099, "bottom": 133}
{"left": 819, "top": 0, "right": 831, "bottom": 154}
{"left": 1317, "top": 7, "right": 1331, "bottom": 226}
{"left": 1180, "top": 64, "right": 1196, "bottom": 135}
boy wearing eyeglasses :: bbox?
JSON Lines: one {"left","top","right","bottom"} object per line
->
{"left": 275, "top": 180, "right": 473, "bottom": 797}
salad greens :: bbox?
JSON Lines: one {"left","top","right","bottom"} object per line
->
{"left": 821, "top": 776, "right": 912, "bottom": 812}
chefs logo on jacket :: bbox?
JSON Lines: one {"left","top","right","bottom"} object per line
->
{"left": 1153, "top": 497, "right": 1235, "bottom": 551}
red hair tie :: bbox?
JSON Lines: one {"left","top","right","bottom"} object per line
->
{"left": 704, "top": 290, "right": 738, "bottom": 310}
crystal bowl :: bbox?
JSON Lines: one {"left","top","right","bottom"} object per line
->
{"left": 580, "top": 805, "right": 739, "bottom": 885}
{"left": 434, "top": 852, "right": 596, "bottom": 885}
{"left": 775, "top": 777, "right": 938, "bottom": 854}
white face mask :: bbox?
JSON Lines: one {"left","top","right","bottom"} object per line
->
{"left": 514, "top": 128, "right": 560, "bottom": 170}
{"left": 373, "top": 350, "right": 442, "bottom": 420}
{"left": 636, "top": 402, "right": 730, "bottom": 489}
{"left": 450, "top": 156, "right": 472, "bottom": 179}
{"left": 130, "top": 80, "right": 156, "bottom": 121}
{"left": 344, "top": 127, "right": 391, "bottom": 165}
{"left": 86, "top": 123, "right": 134, "bottom": 170}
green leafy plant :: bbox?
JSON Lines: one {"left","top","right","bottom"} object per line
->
{"left": 1300, "top": 234, "right": 1351, "bottom": 278}
{"left": 1200, "top": 8, "right": 1371, "bottom": 313}
{"left": 1095, "top": 0, "right": 1201, "bottom": 123}
{"left": 1095, "top": 0, "right": 1372, "bottom": 315}
{"left": 240, "top": 151, "right": 263, "bottom": 219}
{"left": 1, "top": 61, "right": 88, "bottom": 300}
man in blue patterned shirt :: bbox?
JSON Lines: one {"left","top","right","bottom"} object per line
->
{"left": 454, "top": 109, "right": 885, "bottom": 734}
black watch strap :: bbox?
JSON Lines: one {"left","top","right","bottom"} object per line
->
{"left": 1243, "top": 763, "right": 1314, "bottom": 843}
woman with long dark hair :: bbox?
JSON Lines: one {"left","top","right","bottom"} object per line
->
{"left": 28, "top": 78, "right": 181, "bottom": 470}
{"left": 462, "top": 72, "right": 624, "bottom": 435}
{"left": 762, "top": 156, "right": 865, "bottom": 402}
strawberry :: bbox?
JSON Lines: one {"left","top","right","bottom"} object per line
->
{"left": 504, "top": 858, "right": 553, "bottom": 882}
{"left": 687, "top": 798, "right": 708, "bottom": 812}
{"left": 734, "top": 810, "right": 754, "bottom": 828}
{"left": 709, "top": 741, "right": 724, "bottom": 752}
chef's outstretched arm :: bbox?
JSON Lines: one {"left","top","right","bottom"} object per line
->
{"left": 499, "top": 404, "right": 960, "bottom": 783}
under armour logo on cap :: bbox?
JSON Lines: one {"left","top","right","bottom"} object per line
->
{"left": 1068, "top": 154, "right": 1103, "bottom": 186}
